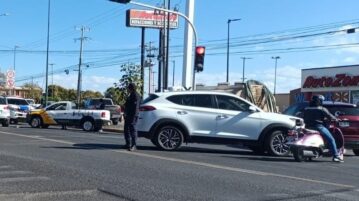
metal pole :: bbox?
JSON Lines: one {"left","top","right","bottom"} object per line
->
{"left": 241, "top": 57, "right": 252, "bottom": 83}
{"left": 164, "top": 0, "right": 170, "bottom": 90}
{"left": 45, "top": 0, "right": 51, "bottom": 106}
{"left": 141, "top": 27, "right": 145, "bottom": 96}
{"left": 158, "top": 29, "right": 162, "bottom": 92}
{"left": 172, "top": 60, "right": 175, "bottom": 87}
{"left": 272, "top": 56, "right": 280, "bottom": 95}
{"left": 13, "top": 46, "right": 19, "bottom": 71}
{"left": 226, "top": 20, "right": 230, "bottom": 83}
{"left": 77, "top": 27, "right": 85, "bottom": 108}
{"left": 226, "top": 18, "right": 240, "bottom": 84}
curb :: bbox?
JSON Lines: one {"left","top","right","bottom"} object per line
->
{"left": 102, "top": 128, "right": 123, "bottom": 133}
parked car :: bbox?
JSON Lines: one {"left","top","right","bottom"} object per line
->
{"left": 27, "top": 101, "right": 111, "bottom": 131}
{"left": 137, "top": 91, "right": 303, "bottom": 156}
{"left": 6, "top": 97, "right": 32, "bottom": 124}
{"left": 85, "top": 98, "right": 122, "bottom": 125}
{"left": 283, "top": 101, "right": 359, "bottom": 156}
{"left": 0, "top": 96, "right": 10, "bottom": 127}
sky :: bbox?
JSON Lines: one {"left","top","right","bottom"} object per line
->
{"left": 0, "top": 0, "right": 358, "bottom": 95}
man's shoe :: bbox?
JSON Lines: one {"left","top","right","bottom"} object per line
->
{"left": 332, "top": 157, "right": 344, "bottom": 163}
{"left": 130, "top": 145, "right": 137, "bottom": 151}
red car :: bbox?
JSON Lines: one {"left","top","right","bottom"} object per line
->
{"left": 283, "top": 101, "right": 359, "bottom": 156}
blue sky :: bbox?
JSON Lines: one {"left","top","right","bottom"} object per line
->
{"left": 1, "top": 0, "right": 358, "bottom": 95}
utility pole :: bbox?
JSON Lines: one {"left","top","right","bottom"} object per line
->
{"left": 75, "top": 26, "right": 90, "bottom": 108}
{"left": 145, "top": 41, "right": 157, "bottom": 94}
{"left": 45, "top": 0, "right": 51, "bottom": 106}
{"left": 49, "top": 63, "right": 55, "bottom": 100}
{"left": 172, "top": 60, "right": 175, "bottom": 86}
{"left": 13, "top": 45, "right": 19, "bottom": 71}
{"left": 241, "top": 57, "right": 252, "bottom": 83}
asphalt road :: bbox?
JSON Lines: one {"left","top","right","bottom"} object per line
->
{"left": 0, "top": 125, "right": 359, "bottom": 201}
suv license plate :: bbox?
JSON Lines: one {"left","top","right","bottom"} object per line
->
{"left": 339, "top": 121, "right": 350, "bottom": 127}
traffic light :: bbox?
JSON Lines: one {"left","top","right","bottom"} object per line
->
{"left": 109, "top": 0, "right": 131, "bottom": 4}
{"left": 194, "top": 46, "right": 205, "bottom": 72}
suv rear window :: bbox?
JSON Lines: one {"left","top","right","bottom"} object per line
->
{"left": 143, "top": 94, "right": 159, "bottom": 104}
{"left": 167, "top": 94, "right": 215, "bottom": 108}
{"left": 326, "top": 106, "right": 359, "bottom": 116}
{"left": 7, "top": 98, "right": 29, "bottom": 105}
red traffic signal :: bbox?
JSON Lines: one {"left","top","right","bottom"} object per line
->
{"left": 194, "top": 46, "right": 205, "bottom": 72}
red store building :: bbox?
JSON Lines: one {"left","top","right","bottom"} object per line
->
{"left": 290, "top": 64, "right": 359, "bottom": 105}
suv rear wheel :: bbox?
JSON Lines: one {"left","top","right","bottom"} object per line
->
{"left": 154, "top": 125, "right": 184, "bottom": 151}
{"left": 266, "top": 130, "right": 290, "bottom": 156}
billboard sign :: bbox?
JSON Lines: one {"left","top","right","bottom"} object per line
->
{"left": 126, "top": 9, "right": 179, "bottom": 29}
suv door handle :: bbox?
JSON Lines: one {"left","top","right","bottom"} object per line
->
{"left": 217, "top": 114, "right": 228, "bottom": 119}
{"left": 177, "top": 111, "right": 188, "bottom": 115}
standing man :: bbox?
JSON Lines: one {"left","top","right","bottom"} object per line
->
{"left": 124, "top": 83, "right": 141, "bottom": 151}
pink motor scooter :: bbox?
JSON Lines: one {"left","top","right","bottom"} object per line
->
{"left": 286, "top": 121, "right": 345, "bottom": 162}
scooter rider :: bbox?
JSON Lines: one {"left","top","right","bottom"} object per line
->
{"left": 303, "top": 95, "right": 344, "bottom": 163}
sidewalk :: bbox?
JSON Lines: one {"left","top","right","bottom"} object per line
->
{"left": 102, "top": 121, "right": 124, "bottom": 133}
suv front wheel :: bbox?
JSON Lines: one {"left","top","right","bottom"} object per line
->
{"left": 154, "top": 125, "right": 184, "bottom": 151}
{"left": 266, "top": 129, "right": 290, "bottom": 156}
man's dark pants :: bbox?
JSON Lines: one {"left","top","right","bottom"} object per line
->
{"left": 124, "top": 116, "right": 138, "bottom": 148}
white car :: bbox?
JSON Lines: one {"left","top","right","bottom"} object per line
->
{"left": 6, "top": 97, "right": 32, "bottom": 124}
{"left": 0, "top": 96, "right": 10, "bottom": 127}
{"left": 137, "top": 91, "right": 303, "bottom": 156}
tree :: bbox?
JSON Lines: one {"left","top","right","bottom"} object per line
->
{"left": 22, "top": 82, "right": 42, "bottom": 103}
{"left": 115, "top": 62, "right": 143, "bottom": 103}
{"left": 105, "top": 87, "right": 123, "bottom": 105}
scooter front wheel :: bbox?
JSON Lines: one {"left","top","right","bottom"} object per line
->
{"left": 292, "top": 147, "right": 305, "bottom": 162}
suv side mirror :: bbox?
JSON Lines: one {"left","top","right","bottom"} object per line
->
{"left": 248, "top": 106, "right": 257, "bottom": 113}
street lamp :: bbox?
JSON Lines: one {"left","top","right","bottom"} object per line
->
{"left": 271, "top": 56, "right": 280, "bottom": 95}
{"left": 226, "top": 18, "right": 241, "bottom": 83}
{"left": 241, "top": 57, "right": 252, "bottom": 83}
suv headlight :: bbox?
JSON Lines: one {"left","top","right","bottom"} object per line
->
{"left": 290, "top": 117, "right": 304, "bottom": 127}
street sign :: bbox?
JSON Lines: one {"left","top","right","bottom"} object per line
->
{"left": 6, "top": 70, "right": 15, "bottom": 78}
{"left": 6, "top": 79, "right": 15, "bottom": 88}
{"left": 126, "top": 9, "right": 179, "bottom": 29}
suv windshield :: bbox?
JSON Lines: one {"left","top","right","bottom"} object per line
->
{"left": 7, "top": 98, "right": 29, "bottom": 105}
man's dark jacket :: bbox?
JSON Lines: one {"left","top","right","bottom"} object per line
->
{"left": 124, "top": 91, "right": 141, "bottom": 119}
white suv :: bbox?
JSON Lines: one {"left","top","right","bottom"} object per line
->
{"left": 137, "top": 91, "right": 303, "bottom": 156}
{"left": 0, "top": 96, "right": 10, "bottom": 127}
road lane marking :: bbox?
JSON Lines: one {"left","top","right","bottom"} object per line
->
{"left": 0, "top": 189, "right": 98, "bottom": 198}
{"left": 0, "top": 131, "right": 73, "bottom": 145}
{"left": 0, "top": 130, "right": 355, "bottom": 189}
{"left": 0, "top": 166, "right": 12, "bottom": 170}
{"left": 0, "top": 171, "right": 32, "bottom": 175}
{"left": 0, "top": 176, "right": 50, "bottom": 183}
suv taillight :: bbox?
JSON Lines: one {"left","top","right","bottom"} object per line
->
{"left": 3, "top": 106, "right": 9, "bottom": 110}
{"left": 140, "top": 105, "right": 156, "bottom": 111}
{"left": 101, "top": 112, "right": 106, "bottom": 118}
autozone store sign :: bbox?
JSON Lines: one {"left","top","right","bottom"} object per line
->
{"left": 301, "top": 65, "right": 359, "bottom": 92}
{"left": 126, "top": 9, "right": 179, "bottom": 29}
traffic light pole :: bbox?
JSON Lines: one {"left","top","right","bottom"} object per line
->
{"left": 125, "top": 1, "right": 198, "bottom": 90}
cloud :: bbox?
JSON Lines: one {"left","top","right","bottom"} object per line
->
{"left": 53, "top": 74, "right": 118, "bottom": 93}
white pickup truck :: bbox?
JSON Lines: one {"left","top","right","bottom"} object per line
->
{"left": 27, "top": 101, "right": 111, "bottom": 132}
